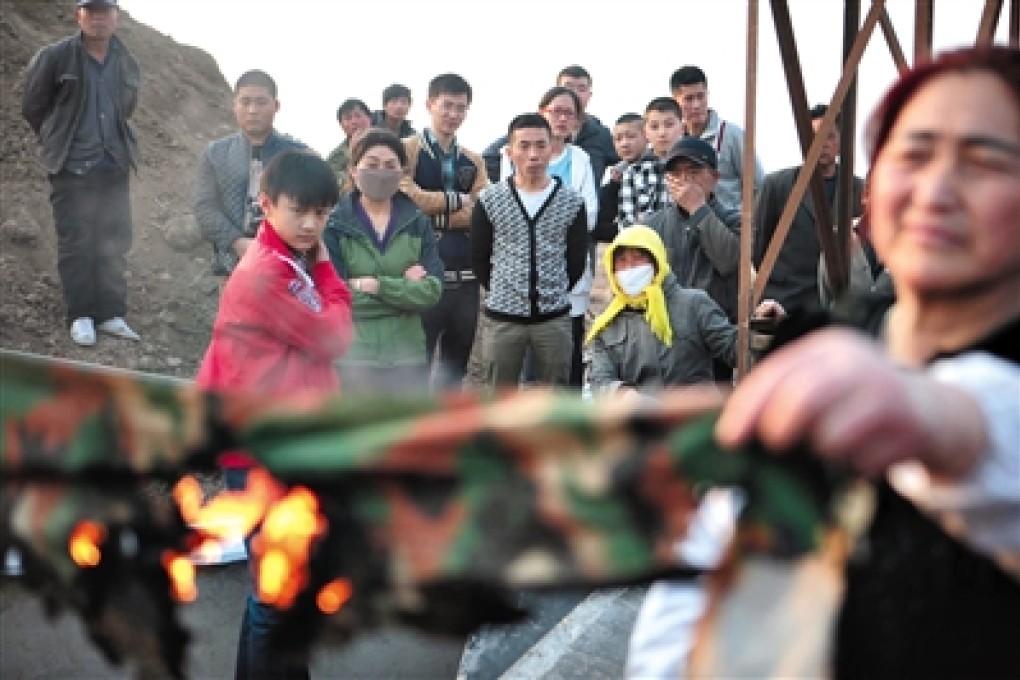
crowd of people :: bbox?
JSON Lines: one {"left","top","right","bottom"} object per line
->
{"left": 20, "top": 0, "right": 1019, "bottom": 678}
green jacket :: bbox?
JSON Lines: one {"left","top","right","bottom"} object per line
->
{"left": 324, "top": 191, "right": 443, "bottom": 367}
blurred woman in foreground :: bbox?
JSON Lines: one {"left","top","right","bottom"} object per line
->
{"left": 718, "top": 46, "right": 1020, "bottom": 678}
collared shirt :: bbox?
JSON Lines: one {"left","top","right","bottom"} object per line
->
{"left": 617, "top": 150, "right": 672, "bottom": 228}
{"left": 65, "top": 41, "right": 127, "bottom": 174}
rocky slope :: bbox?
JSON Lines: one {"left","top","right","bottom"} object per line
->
{"left": 1, "top": 0, "right": 237, "bottom": 378}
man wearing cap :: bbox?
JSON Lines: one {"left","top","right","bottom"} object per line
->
{"left": 644, "top": 137, "right": 741, "bottom": 324}
{"left": 21, "top": 0, "right": 140, "bottom": 346}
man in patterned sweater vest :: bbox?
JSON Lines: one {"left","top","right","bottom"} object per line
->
{"left": 470, "top": 114, "right": 587, "bottom": 387}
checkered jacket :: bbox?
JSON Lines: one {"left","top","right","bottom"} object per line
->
{"left": 617, "top": 151, "right": 673, "bottom": 228}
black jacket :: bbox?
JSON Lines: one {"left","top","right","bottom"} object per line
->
{"left": 753, "top": 166, "right": 863, "bottom": 314}
{"left": 21, "top": 33, "right": 139, "bottom": 174}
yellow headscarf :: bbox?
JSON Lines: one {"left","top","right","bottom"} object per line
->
{"left": 586, "top": 225, "right": 673, "bottom": 347}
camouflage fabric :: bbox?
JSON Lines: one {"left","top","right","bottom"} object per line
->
{"left": 1, "top": 348, "right": 833, "bottom": 677}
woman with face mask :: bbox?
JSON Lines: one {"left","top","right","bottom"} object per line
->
{"left": 323, "top": 128, "right": 443, "bottom": 393}
{"left": 586, "top": 226, "right": 781, "bottom": 396}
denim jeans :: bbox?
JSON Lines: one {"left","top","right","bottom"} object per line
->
{"left": 223, "top": 467, "right": 310, "bottom": 680}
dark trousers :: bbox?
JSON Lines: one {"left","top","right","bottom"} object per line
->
{"left": 49, "top": 168, "right": 133, "bottom": 323}
{"left": 223, "top": 468, "right": 310, "bottom": 680}
{"left": 423, "top": 281, "right": 480, "bottom": 391}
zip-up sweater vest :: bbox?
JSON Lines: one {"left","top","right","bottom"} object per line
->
{"left": 481, "top": 178, "right": 582, "bottom": 321}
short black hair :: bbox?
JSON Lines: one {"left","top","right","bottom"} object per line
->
{"left": 557, "top": 65, "right": 591, "bottom": 84}
{"left": 382, "top": 83, "right": 412, "bottom": 105}
{"left": 644, "top": 96, "right": 682, "bottom": 118}
{"left": 538, "top": 86, "right": 582, "bottom": 113}
{"left": 810, "top": 103, "right": 841, "bottom": 127}
{"left": 427, "top": 73, "right": 472, "bottom": 103}
{"left": 350, "top": 128, "right": 408, "bottom": 168}
{"left": 669, "top": 65, "right": 707, "bottom": 94}
{"left": 615, "top": 112, "right": 644, "bottom": 125}
{"left": 507, "top": 112, "right": 552, "bottom": 140}
{"left": 235, "top": 70, "right": 277, "bottom": 99}
{"left": 336, "top": 98, "right": 370, "bottom": 123}
{"left": 260, "top": 151, "right": 339, "bottom": 209}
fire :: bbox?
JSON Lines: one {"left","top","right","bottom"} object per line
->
{"left": 69, "top": 521, "right": 105, "bottom": 567}
{"left": 169, "top": 472, "right": 343, "bottom": 614}
{"left": 316, "top": 578, "right": 353, "bottom": 614}
{"left": 162, "top": 551, "right": 198, "bottom": 602}
{"left": 253, "top": 486, "right": 326, "bottom": 610}
{"left": 173, "top": 469, "right": 282, "bottom": 542}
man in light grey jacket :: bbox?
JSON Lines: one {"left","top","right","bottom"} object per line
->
{"left": 670, "top": 65, "right": 764, "bottom": 216}
{"left": 193, "top": 70, "right": 306, "bottom": 277}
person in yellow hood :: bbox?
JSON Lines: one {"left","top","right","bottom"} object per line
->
{"left": 587, "top": 226, "right": 779, "bottom": 393}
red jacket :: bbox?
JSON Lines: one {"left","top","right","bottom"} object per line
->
{"left": 197, "top": 221, "right": 353, "bottom": 467}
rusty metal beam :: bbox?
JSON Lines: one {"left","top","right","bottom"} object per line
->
{"left": 879, "top": 6, "right": 910, "bottom": 73}
{"left": 737, "top": 0, "right": 759, "bottom": 380}
{"left": 977, "top": 0, "right": 1005, "bottom": 46}
{"left": 753, "top": 0, "right": 885, "bottom": 306}
{"left": 837, "top": 0, "right": 860, "bottom": 284}
{"left": 915, "top": 0, "right": 934, "bottom": 64}
{"left": 765, "top": 0, "right": 844, "bottom": 295}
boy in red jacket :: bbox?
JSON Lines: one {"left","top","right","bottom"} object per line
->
{"left": 195, "top": 150, "right": 351, "bottom": 680}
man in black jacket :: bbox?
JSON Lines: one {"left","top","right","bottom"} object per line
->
{"left": 21, "top": 0, "right": 140, "bottom": 347}
{"left": 753, "top": 104, "right": 864, "bottom": 314}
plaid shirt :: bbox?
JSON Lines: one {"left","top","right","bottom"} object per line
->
{"left": 616, "top": 151, "right": 673, "bottom": 228}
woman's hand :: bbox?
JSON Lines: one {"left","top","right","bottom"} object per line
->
{"left": 716, "top": 328, "right": 985, "bottom": 479}
{"left": 403, "top": 264, "right": 426, "bottom": 281}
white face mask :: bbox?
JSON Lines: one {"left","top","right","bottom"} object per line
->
{"left": 615, "top": 263, "right": 655, "bottom": 296}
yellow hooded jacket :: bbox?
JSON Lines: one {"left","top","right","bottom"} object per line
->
{"left": 586, "top": 226, "right": 673, "bottom": 347}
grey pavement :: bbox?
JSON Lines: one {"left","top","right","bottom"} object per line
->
{"left": 1, "top": 563, "right": 467, "bottom": 679}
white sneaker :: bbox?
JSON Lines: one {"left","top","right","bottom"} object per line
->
{"left": 97, "top": 316, "right": 140, "bottom": 341}
{"left": 70, "top": 317, "right": 96, "bottom": 346}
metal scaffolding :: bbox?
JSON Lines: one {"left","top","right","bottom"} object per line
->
{"left": 735, "top": 0, "right": 1018, "bottom": 377}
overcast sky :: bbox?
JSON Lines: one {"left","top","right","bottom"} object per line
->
{"left": 123, "top": 0, "right": 1010, "bottom": 173}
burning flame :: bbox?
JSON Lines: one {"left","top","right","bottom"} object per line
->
{"left": 169, "top": 471, "right": 342, "bottom": 614}
{"left": 69, "top": 521, "right": 105, "bottom": 567}
{"left": 162, "top": 551, "right": 198, "bottom": 602}
{"left": 316, "top": 578, "right": 353, "bottom": 614}
{"left": 252, "top": 486, "right": 326, "bottom": 610}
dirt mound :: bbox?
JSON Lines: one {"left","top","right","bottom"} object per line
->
{"left": 0, "top": 0, "right": 237, "bottom": 378}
